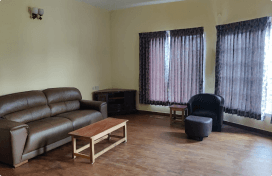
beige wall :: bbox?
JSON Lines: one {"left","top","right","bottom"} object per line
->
{"left": 110, "top": 0, "right": 272, "bottom": 132}
{"left": 0, "top": 0, "right": 112, "bottom": 99}
{"left": 1, "top": 0, "right": 271, "bottom": 132}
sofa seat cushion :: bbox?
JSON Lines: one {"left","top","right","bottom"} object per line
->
{"left": 56, "top": 110, "right": 103, "bottom": 130}
{"left": 191, "top": 110, "right": 217, "bottom": 121}
{"left": 23, "top": 117, "right": 73, "bottom": 154}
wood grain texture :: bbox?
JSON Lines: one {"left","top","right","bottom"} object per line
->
{"left": 70, "top": 118, "right": 128, "bottom": 164}
{"left": 14, "top": 160, "right": 28, "bottom": 168}
{"left": 170, "top": 105, "right": 187, "bottom": 110}
{"left": 90, "top": 138, "right": 94, "bottom": 164}
{"left": 170, "top": 105, "right": 187, "bottom": 125}
{"left": 69, "top": 117, "right": 128, "bottom": 139}
{"left": 1, "top": 113, "right": 272, "bottom": 176}
{"left": 72, "top": 137, "right": 76, "bottom": 159}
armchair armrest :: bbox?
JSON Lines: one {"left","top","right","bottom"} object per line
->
{"left": 80, "top": 100, "right": 107, "bottom": 119}
{"left": 0, "top": 119, "right": 28, "bottom": 167}
{"left": 187, "top": 99, "right": 194, "bottom": 116}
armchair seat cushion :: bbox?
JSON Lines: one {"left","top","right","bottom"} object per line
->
{"left": 56, "top": 110, "right": 103, "bottom": 130}
{"left": 23, "top": 117, "right": 73, "bottom": 154}
{"left": 191, "top": 110, "right": 218, "bottom": 121}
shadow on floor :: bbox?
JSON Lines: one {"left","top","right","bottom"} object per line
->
{"left": 160, "top": 132, "right": 199, "bottom": 144}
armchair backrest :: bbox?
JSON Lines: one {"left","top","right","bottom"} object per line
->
{"left": 187, "top": 94, "right": 224, "bottom": 115}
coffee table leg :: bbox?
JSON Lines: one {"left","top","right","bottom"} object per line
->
{"left": 72, "top": 137, "right": 76, "bottom": 159}
{"left": 108, "top": 133, "right": 111, "bottom": 140}
{"left": 90, "top": 138, "right": 95, "bottom": 164}
{"left": 123, "top": 124, "right": 127, "bottom": 143}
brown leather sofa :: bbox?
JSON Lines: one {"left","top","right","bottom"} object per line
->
{"left": 0, "top": 87, "right": 107, "bottom": 167}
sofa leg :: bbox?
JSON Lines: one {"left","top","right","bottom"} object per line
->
{"left": 14, "top": 160, "right": 28, "bottom": 168}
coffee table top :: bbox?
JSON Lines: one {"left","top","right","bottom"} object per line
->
{"left": 69, "top": 117, "right": 128, "bottom": 139}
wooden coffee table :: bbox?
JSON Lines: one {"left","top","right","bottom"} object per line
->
{"left": 68, "top": 117, "right": 128, "bottom": 164}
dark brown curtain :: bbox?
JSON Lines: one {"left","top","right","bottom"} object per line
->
{"left": 139, "top": 31, "right": 168, "bottom": 105}
{"left": 139, "top": 27, "right": 204, "bottom": 106}
{"left": 215, "top": 17, "right": 270, "bottom": 120}
{"left": 169, "top": 27, "right": 204, "bottom": 104}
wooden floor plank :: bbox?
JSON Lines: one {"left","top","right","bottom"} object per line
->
{"left": 1, "top": 113, "right": 272, "bottom": 176}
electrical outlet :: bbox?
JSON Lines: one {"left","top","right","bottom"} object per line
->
{"left": 95, "top": 86, "right": 99, "bottom": 90}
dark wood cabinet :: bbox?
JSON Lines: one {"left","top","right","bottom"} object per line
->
{"left": 92, "top": 89, "right": 137, "bottom": 116}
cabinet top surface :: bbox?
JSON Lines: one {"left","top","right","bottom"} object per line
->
{"left": 93, "top": 88, "right": 136, "bottom": 93}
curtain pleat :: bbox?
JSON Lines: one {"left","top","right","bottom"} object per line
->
{"left": 215, "top": 17, "right": 270, "bottom": 120}
{"left": 139, "top": 31, "right": 168, "bottom": 105}
{"left": 169, "top": 27, "right": 204, "bottom": 104}
{"left": 139, "top": 27, "right": 204, "bottom": 106}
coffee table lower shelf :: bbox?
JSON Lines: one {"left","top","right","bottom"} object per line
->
{"left": 70, "top": 120, "right": 127, "bottom": 164}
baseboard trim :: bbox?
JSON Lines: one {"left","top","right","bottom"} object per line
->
{"left": 223, "top": 121, "right": 272, "bottom": 137}
{"left": 138, "top": 110, "right": 272, "bottom": 137}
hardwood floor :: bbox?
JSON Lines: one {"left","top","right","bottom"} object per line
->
{"left": 0, "top": 113, "right": 272, "bottom": 176}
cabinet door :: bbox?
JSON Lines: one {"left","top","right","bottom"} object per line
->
{"left": 97, "top": 93, "right": 108, "bottom": 102}
{"left": 124, "top": 91, "right": 136, "bottom": 110}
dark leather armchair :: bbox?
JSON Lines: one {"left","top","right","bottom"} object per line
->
{"left": 187, "top": 94, "right": 224, "bottom": 132}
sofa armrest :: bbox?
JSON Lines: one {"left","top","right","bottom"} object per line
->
{"left": 80, "top": 100, "right": 107, "bottom": 119}
{"left": 0, "top": 119, "right": 28, "bottom": 167}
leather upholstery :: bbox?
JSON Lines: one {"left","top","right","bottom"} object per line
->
{"left": 191, "top": 110, "right": 217, "bottom": 121}
{"left": 0, "top": 119, "right": 28, "bottom": 166}
{"left": 80, "top": 100, "right": 107, "bottom": 119}
{"left": 57, "top": 110, "right": 103, "bottom": 130}
{"left": 50, "top": 100, "right": 80, "bottom": 116}
{"left": 187, "top": 93, "right": 224, "bottom": 132}
{"left": 43, "top": 88, "right": 82, "bottom": 116}
{"left": 23, "top": 117, "right": 73, "bottom": 154}
{"left": 22, "top": 137, "right": 71, "bottom": 162}
{"left": 0, "top": 87, "right": 107, "bottom": 167}
{"left": 4, "top": 105, "right": 50, "bottom": 124}
{"left": 0, "top": 91, "right": 50, "bottom": 123}
{"left": 43, "top": 87, "right": 82, "bottom": 104}
{"left": 185, "top": 115, "right": 213, "bottom": 140}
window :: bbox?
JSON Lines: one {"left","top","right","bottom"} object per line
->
{"left": 139, "top": 27, "right": 204, "bottom": 106}
{"left": 215, "top": 17, "right": 271, "bottom": 120}
{"left": 264, "top": 25, "right": 272, "bottom": 115}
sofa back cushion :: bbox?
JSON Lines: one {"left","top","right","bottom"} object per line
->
{"left": 43, "top": 87, "right": 82, "bottom": 116}
{"left": 0, "top": 91, "right": 50, "bottom": 123}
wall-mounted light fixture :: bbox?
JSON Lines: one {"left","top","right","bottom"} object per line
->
{"left": 31, "top": 7, "right": 38, "bottom": 19}
{"left": 38, "top": 9, "right": 44, "bottom": 20}
{"left": 31, "top": 7, "right": 44, "bottom": 20}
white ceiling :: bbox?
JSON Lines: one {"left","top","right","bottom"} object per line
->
{"left": 76, "top": 0, "right": 183, "bottom": 11}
